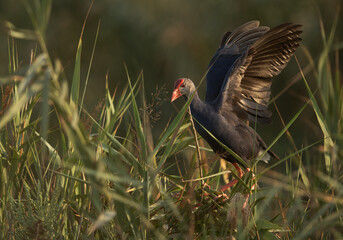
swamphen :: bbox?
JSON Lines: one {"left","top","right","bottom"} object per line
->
{"left": 171, "top": 21, "right": 302, "bottom": 191}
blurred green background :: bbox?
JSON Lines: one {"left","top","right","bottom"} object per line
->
{"left": 0, "top": 0, "right": 341, "bottom": 157}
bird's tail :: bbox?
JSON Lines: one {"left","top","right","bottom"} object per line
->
{"left": 268, "top": 149, "right": 280, "bottom": 161}
{"left": 257, "top": 148, "right": 279, "bottom": 163}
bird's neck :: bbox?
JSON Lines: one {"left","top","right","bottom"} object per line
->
{"left": 183, "top": 83, "right": 208, "bottom": 114}
{"left": 187, "top": 91, "right": 208, "bottom": 115}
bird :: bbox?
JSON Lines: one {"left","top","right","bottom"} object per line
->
{"left": 171, "top": 21, "right": 302, "bottom": 192}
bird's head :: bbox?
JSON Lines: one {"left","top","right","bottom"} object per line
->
{"left": 171, "top": 78, "right": 194, "bottom": 102}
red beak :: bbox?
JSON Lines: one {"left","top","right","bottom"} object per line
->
{"left": 171, "top": 88, "right": 182, "bottom": 102}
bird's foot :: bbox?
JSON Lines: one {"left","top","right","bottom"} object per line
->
{"left": 213, "top": 192, "right": 229, "bottom": 202}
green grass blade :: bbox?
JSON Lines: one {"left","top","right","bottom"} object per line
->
{"left": 85, "top": 109, "right": 144, "bottom": 174}
{"left": 70, "top": 38, "right": 82, "bottom": 104}
{"left": 256, "top": 101, "right": 308, "bottom": 162}
{"left": 0, "top": 54, "right": 48, "bottom": 130}
{"left": 70, "top": 1, "right": 93, "bottom": 105}
{"left": 126, "top": 68, "right": 147, "bottom": 161}
{"left": 154, "top": 98, "right": 189, "bottom": 172}
{"left": 297, "top": 58, "right": 334, "bottom": 173}
{"left": 79, "top": 20, "right": 100, "bottom": 115}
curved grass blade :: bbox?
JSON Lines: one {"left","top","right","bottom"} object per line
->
{"left": 79, "top": 20, "right": 101, "bottom": 115}
{"left": 0, "top": 54, "right": 49, "bottom": 130}
{"left": 70, "top": 38, "right": 82, "bottom": 104}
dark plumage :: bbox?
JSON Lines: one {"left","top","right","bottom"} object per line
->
{"left": 171, "top": 21, "right": 302, "bottom": 186}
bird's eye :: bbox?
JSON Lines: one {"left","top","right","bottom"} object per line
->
{"left": 174, "top": 78, "right": 185, "bottom": 89}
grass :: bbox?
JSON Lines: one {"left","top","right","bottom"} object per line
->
{"left": 0, "top": 1, "right": 342, "bottom": 239}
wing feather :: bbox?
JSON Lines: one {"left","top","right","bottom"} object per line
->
{"left": 215, "top": 23, "right": 302, "bottom": 123}
{"left": 205, "top": 21, "right": 269, "bottom": 103}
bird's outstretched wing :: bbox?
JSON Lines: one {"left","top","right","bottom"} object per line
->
{"left": 205, "top": 21, "right": 269, "bottom": 103}
{"left": 216, "top": 23, "right": 302, "bottom": 123}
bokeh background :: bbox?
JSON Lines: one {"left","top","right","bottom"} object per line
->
{"left": 0, "top": 0, "right": 342, "bottom": 158}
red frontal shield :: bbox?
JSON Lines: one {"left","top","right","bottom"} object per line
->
{"left": 171, "top": 79, "right": 184, "bottom": 102}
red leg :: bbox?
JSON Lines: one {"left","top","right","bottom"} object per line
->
{"left": 219, "top": 162, "right": 244, "bottom": 192}
{"left": 234, "top": 162, "right": 244, "bottom": 178}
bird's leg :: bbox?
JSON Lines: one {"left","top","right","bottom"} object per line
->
{"left": 234, "top": 162, "right": 244, "bottom": 178}
{"left": 219, "top": 163, "right": 244, "bottom": 192}
{"left": 214, "top": 163, "right": 255, "bottom": 202}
